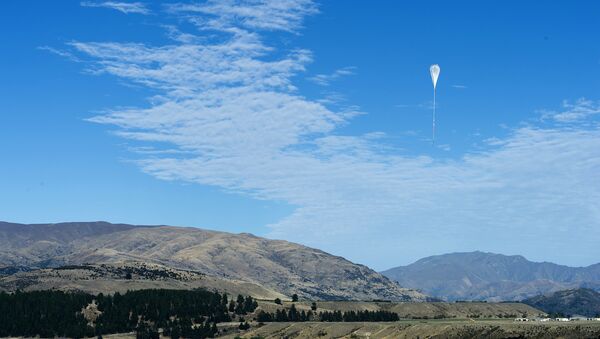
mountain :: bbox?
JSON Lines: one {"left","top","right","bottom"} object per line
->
{"left": 0, "top": 221, "right": 425, "bottom": 301}
{"left": 381, "top": 251, "right": 600, "bottom": 301}
{"left": 0, "top": 221, "right": 143, "bottom": 267}
{"left": 523, "top": 288, "right": 600, "bottom": 317}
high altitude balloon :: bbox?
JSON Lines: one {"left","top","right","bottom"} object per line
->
{"left": 429, "top": 64, "right": 440, "bottom": 142}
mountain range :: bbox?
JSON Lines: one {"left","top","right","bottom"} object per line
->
{"left": 0, "top": 221, "right": 425, "bottom": 301}
{"left": 5, "top": 221, "right": 599, "bottom": 304}
{"left": 381, "top": 251, "right": 600, "bottom": 301}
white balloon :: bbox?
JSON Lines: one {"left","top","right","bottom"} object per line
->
{"left": 430, "top": 64, "right": 440, "bottom": 90}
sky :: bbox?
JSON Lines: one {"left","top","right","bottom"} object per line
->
{"left": 1, "top": 1, "right": 599, "bottom": 271}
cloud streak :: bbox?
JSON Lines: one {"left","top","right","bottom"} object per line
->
{"left": 541, "top": 98, "right": 600, "bottom": 123}
{"left": 308, "top": 66, "right": 356, "bottom": 86}
{"left": 38, "top": 46, "right": 82, "bottom": 62}
{"left": 81, "top": 1, "right": 150, "bottom": 15}
{"left": 66, "top": 0, "right": 600, "bottom": 269}
{"left": 166, "top": 0, "right": 318, "bottom": 32}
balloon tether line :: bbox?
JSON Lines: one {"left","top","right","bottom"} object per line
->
{"left": 432, "top": 87, "right": 436, "bottom": 144}
{"left": 429, "top": 64, "right": 440, "bottom": 145}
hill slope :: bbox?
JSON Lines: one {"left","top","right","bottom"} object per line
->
{"left": 381, "top": 251, "right": 600, "bottom": 301}
{"left": 0, "top": 221, "right": 144, "bottom": 267}
{"left": 0, "top": 262, "right": 286, "bottom": 299}
{"left": 523, "top": 288, "right": 600, "bottom": 317}
{"left": 258, "top": 300, "right": 544, "bottom": 319}
{"left": 0, "top": 221, "right": 425, "bottom": 301}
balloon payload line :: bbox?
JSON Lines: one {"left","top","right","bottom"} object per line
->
{"left": 429, "top": 64, "right": 440, "bottom": 145}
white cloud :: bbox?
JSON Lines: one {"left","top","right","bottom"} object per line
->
{"left": 395, "top": 102, "right": 430, "bottom": 110}
{"left": 541, "top": 98, "right": 600, "bottom": 123}
{"left": 67, "top": 0, "right": 600, "bottom": 269}
{"left": 161, "top": 25, "right": 199, "bottom": 44}
{"left": 38, "top": 46, "right": 82, "bottom": 62}
{"left": 308, "top": 66, "right": 356, "bottom": 86}
{"left": 166, "top": 0, "right": 318, "bottom": 32}
{"left": 452, "top": 84, "right": 467, "bottom": 89}
{"left": 81, "top": 1, "right": 150, "bottom": 15}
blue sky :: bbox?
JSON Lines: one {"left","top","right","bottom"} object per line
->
{"left": 1, "top": 1, "right": 599, "bottom": 270}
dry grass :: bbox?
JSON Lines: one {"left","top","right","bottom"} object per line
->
{"left": 223, "top": 320, "right": 600, "bottom": 339}
{"left": 255, "top": 300, "right": 544, "bottom": 319}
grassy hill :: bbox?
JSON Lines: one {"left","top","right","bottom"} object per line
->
{"left": 256, "top": 300, "right": 544, "bottom": 319}
{"left": 523, "top": 288, "right": 600, "bottom": 317}
{"left": 0, "top": 262, "right": 286, "bottom": 300}
{"left": 0, "top": 221, "right": 425, "bottom": 301}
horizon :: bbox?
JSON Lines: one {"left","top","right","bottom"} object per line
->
{"left": 1, "top": 1, "right": 599, "bottom": 271}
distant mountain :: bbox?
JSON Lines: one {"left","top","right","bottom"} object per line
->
{"left": 0, "top": 221, "right": 426, "bottom": 301}
{"left": 381, "top": 251, "right": 600, "bottom": 301}
{"left": 523, "top": 288, "right": 600, "bottom": 317}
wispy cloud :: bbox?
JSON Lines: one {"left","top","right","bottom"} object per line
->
{"left": 38, "top": 46, "right": 82, "bottom": 62}
{"left": 81, "top": 1, "right": 150, "bottom": 15}
{"left": 541, "top": 98, "right": 600, "bottom": 123}
{"left": 316, "top": 92, "right": 346, "bottom": 105}
{"left": 161, "top": 25, "right": 199, "bottom": 44}
{"left": 308, "top": 66, "right": 356, "bottom": 86}
{"left": 166, "top": 0, "right": 318, "bottom": 32}
{"left": 452, "top": 84, "right": 467, "bottom": 89}
{"left": 65, "top": 0, "right": 600, "bottom": 269}
{"left": 395, "top": 102, "right": 430, "bottom": 109}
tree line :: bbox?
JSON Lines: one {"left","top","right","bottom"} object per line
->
{"left": 0, "top": 289, "right": 257, "bottom": 338}
{"left": 256, "top": 305, "right": 399, "bottom": 322}
{"left": 0, "top": 289, "right": 402, "bottom": 337}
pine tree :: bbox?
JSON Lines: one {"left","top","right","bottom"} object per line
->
{"left": 257, "top": 311, "right": 273, "bottom": 322}
{"left": 221, "top": 293, "right": 228, "bottom": 307}
{"left": 288, "top": 304, "right": 298, "bottom": 321}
